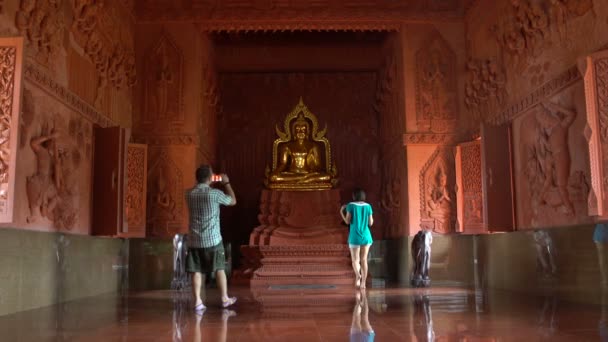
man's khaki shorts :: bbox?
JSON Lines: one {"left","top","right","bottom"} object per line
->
{"left": 186, "top": 242, "right": 226, "bottom": 274}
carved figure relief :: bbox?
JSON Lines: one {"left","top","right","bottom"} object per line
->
{"left": 146, "top": 151, "right": 183, "bottom": 237}
{"left": 25, "top": 117, "right": 83, "bottom": 230}
{"left": 380, "top": 164, "right": 403, "bottom": 238}
{"left": 517, "top": 95, "right": 590, "bottom": 227}
{"left": 420, "top": 147, "right": 456, "bottom": 234}
{"left": 16, "top": 0, "right": 65, "bottom": 65}
{"left": 144, "top": 33, "right": 183, "bottom": 125}
{"left": 126, "top": 144, "right": 147, "bottom": 231}
{"left": 415, "top": 31, "right": 457, "bottom": 133}
{"left": 465, "top": 58, "right": 507, "bottom": 121}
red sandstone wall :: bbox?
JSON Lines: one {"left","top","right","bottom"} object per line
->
{"left": 217, "top": 72, "right": 383, "bottom": 244}
{"left": 0, "top": 1, "right": 136, "bottom": 234}
{"left": 131, "top": 25, "right": 217, "bottom": 238}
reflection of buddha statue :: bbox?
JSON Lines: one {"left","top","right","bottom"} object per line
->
{"left": 265, "top": 99, "right": 337, "bottom": 190}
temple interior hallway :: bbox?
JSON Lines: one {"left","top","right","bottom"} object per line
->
{"left": 0, "top": 285, "right": 606, "bottom": 341}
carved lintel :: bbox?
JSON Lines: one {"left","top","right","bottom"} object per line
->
{"left": 581, "top": 52, "right": 608, "bottom": 218}
{"left": 404, "top": 133, "right": 458, "bottom": 145}
{"left": 489, "top": 66, "right": 581, "bottom": 125}
{"left": 132, "top": 135, "right": 199, "bottom": 146}
{"left": 23, "top": 62, "right": 114, "bottom": 128}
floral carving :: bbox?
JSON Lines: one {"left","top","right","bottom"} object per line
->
{"left": 0, "top": 46, "right": 16, "bottom": 214}
{"left": 415, "top": 31, "right": 457, "bottom": 133}
{"left": 126, "top": 145, "right": 147, "bottom": 231}
{"left": 595, "top": 58, "right": 608, "bottom": 195}
{"left": 460, "top": 142, "right": 482, "bottom": 226}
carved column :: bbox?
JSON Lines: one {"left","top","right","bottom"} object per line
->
{"left": 0, "top": 38, "right": 24, "bottom": 223}
{"left": 125, "top": 143, "right": 147, "bottom": 237}
{"left": 581, "top": 51, "right": 608, "bottom": 219}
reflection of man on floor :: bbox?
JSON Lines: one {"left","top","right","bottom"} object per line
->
{"left": 532, "top": 229, "right": 557, "bottom": 278}
{"left": 536, "top": 101, "right": 576, "bottom": 215}
{"left": 351, "top": 290, "right": 375, "bottom": 342}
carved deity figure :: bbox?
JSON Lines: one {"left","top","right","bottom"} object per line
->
{"left": 536, "top": 101, "right": 576, "bottom": 215}
{"left": 155, "top": 168, "right": 176, "bottom": 219}
{"left": 420, "top": 50, "right": 447, "bottom": 116}
{"left": 26, "top": 123, "right": 61, "bottom": 223}
{"left": 411, "top": 229, "right": 433, "bottom": 287}
{"left": 155, "top": 46, "right": 173, "bottom": 119}
{"left": 427, "top": 167, "right": 452, "bottom": 233}
{"left": 266, "top": 99, "right": 336, "bottom": 190}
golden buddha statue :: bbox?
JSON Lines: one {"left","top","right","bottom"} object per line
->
{"left": 265, "top": 99, "right": 337, "bottom": 190}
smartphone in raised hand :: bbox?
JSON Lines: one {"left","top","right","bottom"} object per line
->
{"left": 211, "top": 174, "right": 222, "bottom": 183}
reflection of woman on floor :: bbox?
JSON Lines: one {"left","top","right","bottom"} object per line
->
{"left": 351, "top": 290, "right": 375, "bottom": 342}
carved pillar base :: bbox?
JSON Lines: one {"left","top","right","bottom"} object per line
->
{"left": 237, "top": 189, "right": 353, "bottom": 286}
{"left": 251, "top": 245, "right": 354, "bottom": 287}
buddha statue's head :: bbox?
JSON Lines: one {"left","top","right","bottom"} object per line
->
{"left": 291, "top": 115, "right": 310, "bottom": 142}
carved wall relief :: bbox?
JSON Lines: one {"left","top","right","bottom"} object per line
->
{"left": 415, "top": 31, "right": 458, "bottom": 133}
{"left": 465, "top": 57, "right": 507, "bottom": 121}
{"left": 146, "top": 151, "right": 183, "bottom": 237}
{"left": 514, "top": 82, "right": 590, "bottom": 228}
{"left": 420, "top": 147, "right": 456, "bottom": 234}
{"left": 25, "top": 115, "right": 84, "bottom": 231}
{"left": 70, "top": 0, "right": 137, "bottom": 111}
{"left": 16, "top": 0, "right": 65, "bottom": 66}
{"left": 126, "top": 144, "right": 147, "bottom": 232}
{"left": 144, "top": 32, "right": 183, "bottom": 126}
{"left": 0, "top": 39, "right": 23, "bottom": 222}
{"left": 489, "top": 0, "right": 594, "bottom": 75}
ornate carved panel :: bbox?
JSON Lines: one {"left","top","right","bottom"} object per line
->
{"left": 419, "top": 146, "right": 456, "bottom": 234}
{"left": 581, "top": 51, "right": 608, "bottom": 218}
{"left": 126, "top": 144, "right": 147, "bottom": 236}
{"left": 0, "top": 38, "right": 23, "bottom": 223}
{"left": 146, "top": 150, "right": 183, "bottom": 237}
{"left": 143, "top": 32, "right": 183, "bottom": 126}
{"left": 415, "top": 30, "right": 458, "bottom": 133}
{"left": 455, "top": 140, "right": 483, "bottom": 233}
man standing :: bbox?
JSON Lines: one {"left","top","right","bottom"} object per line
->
{"left": 186, "top": 165, "right": 237, "bottom": 312}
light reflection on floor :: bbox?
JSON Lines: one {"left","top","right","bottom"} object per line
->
{"left": 0, "top": 285, "right": 606, "bottom": 341}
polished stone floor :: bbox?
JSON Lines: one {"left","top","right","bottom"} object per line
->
{"left": 1, "top": 285, "right": 607, "bottom": 341}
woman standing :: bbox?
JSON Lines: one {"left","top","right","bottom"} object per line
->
{"left": 340, "top": 188, "right": 374, "bottom": 289}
